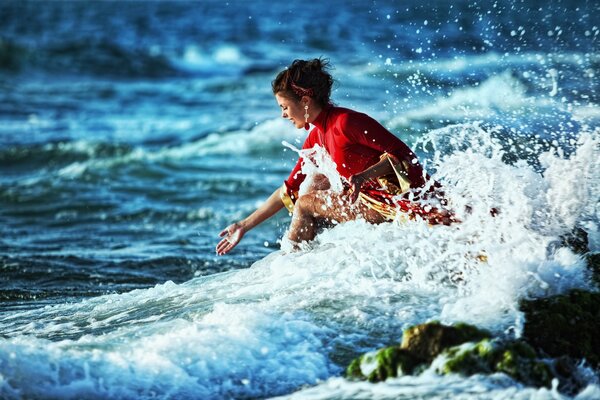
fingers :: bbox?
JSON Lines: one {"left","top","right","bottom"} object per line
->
{"left": 348, "top": 183, "right": 360, "bottom": 203}
{"left": 216, "top": 223, "right": 243, "bottom": 255}
{"left": 347, "top": 175, "right": 363, "bottom": 204}
{"left": 216, "top": 228, "right": 231, "bottom": 254}
{"left": 216, "top": 237, "right": 235, "bottom": 255}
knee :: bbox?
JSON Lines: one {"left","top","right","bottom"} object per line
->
{"left": 309, "top": 174, "right": 331, "bottom": 191}
{"left": 295, "top": 193, "right": 337, "bottom": 220}
{"left": 294, "top": 195, "right": 312, "bottom": 215}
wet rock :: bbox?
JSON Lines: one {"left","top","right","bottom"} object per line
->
{"left": 345, "top": 322, "right": 491, "bottom": 382}
{"left": 552, "top": 356, "right": 588, "bottom": 395}
{"left": 586, "top": 253, "right": 600, "bottom": 286}
{"left": 439, "top": 339, "right": 553, "bottom": 388}
{"left": 558, "top": 227, "right": 589, "bottom": 255}
{"left": 346, "top": 347, "right": 422, "bottom": 382}
{"left": 400, "top": 321, "right": 491, "bottom": 362}
{"left": 344, "top": 320, "right": 590, "bottom": 392}
{"left": 548, "top": 227, "right": 590, "bottom": 257}
{"left": 521, "top": 289, "right": 600, "bottom": 370}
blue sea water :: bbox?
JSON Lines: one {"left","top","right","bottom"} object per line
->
{"left": 0, "top": 0, "right": 599, "bottom": 399}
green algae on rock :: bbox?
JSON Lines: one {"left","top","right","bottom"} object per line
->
{"left": 345, "top": 322, "right": 491, "bottom": 382}
{"left": 401, "top": 322, "right": 492, "bottom": 362}
{"left": 344, "top": 321, "right": 584, "bottom": 391}
{"left": 346, "top": 347, "right": 422, "bottom": 382}
{"left": 438, "top": 339, "right": 553, "bottom": 388}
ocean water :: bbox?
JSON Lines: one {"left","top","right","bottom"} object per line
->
{"left": 1, "top": 0, "right": 599, "bottom": 399}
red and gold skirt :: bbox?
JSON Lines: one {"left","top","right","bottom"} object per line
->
{"left": 358, "top": 180, "right": 455, "bottom": 225}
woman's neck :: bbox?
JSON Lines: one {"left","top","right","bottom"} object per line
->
{"left": 310, "top": 103, "right": 333, "bottom": 132}
{"left": 308, "top": 104, "right": 324, "bottom": 125}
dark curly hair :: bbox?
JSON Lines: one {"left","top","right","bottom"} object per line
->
{"left": 272, "top": 58, "right": 334, "bottom": 107}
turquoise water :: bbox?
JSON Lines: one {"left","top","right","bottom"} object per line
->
{"left": 1, "top": 1, "right": 599, "bottom": 398}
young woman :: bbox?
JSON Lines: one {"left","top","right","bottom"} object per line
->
{"left": 216, "top": 58, "right": 450, "bottom": 256}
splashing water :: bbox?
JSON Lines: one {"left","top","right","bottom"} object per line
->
{"left": 282, "top": 141, "right": 346, "bottom": 195}
{"left": 1, "top": 122, "right": 598, "bottom": 399}
{"left": 2, "top": 1, "right": 600, "bottom": 398}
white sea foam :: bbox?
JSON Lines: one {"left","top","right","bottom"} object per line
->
{"left": 186, "top": 117, "right": 301, "bottom": 157}
{"left": 1, "top": 124, "right": 598, "bottom": 399}
{"left": 275, "top": 376, "right": 600, "bottom": 400}
{"left": 281, "top": 141, "right": 346, "bottom": 195}
{"left": 0, "top": 309, "right": 330, "bottom": 399}
{"left": 358, "top": 51, "right": 600, "bottom": 77}
{"left": 52, "top": 118, "right": 301, "bottom": 179}
{"left": 572, "top": 104, "right": 600, "bottom": 126}
{"left": 388, "top": 70, "right": 552, "bottom": 126}
{"left": 170, "top": 44, "right": 250, "bottom": 75}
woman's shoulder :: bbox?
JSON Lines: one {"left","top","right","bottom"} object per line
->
{"left": 331, "top": 106, "right": 377, "bottom": 129}
{"left": 331, "top": 106, "right": 370, "bottom": 124}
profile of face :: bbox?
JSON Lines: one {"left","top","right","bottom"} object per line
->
{"left": 275, "top": 93, "right": 307, "bottom": 130}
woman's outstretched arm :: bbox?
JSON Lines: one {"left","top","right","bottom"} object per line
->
{"left": 216, "top": 186, "right": 285, "bottom": 255}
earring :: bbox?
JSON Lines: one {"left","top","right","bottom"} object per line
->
{"left": 304, "top": 105, "right": 310, "bottom": 130}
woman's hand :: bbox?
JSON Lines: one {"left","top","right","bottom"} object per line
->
{"left": 214, "top": 187, "right": 285, "bottom": 255}
{"left": 348, "top": 173, "right": 365, "bottom": 203}
{"left": 216, "top": 222, "right": 246, "bottom": 255}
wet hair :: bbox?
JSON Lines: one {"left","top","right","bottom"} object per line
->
{"left": 272, "top": 58, "right": 334, "bottom": 107}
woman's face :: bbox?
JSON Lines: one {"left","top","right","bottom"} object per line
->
{"left": 275, "top": 92, "right": 306, "bottom": 129}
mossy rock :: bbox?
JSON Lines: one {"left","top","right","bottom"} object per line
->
{"left": 345, "top": 319, "right": 590, "bottom": 391}
{"left": 439, "top": 339, "right": 553, "bottom": 387}
{"left": 346, "top": 346, "right": 423, "bottom": 382}
{"left": 345, "top": 321, "right": 491, "bottom": 382}
{"left": 440, "top": 339, "right": 495, "bottom": 376}
{"left": 400, "top": 321, "right": 491, "bottom": 362}
{"left": 521, "top": 289, "right": 600, "bottom": 369}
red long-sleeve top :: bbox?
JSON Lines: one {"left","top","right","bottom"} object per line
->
{"left": 284, "top": 105, "right": 426, "bottom": 199}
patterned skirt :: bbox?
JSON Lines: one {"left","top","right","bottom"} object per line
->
{"left": 358, "top": 177, "right": 456, "bottom": 226}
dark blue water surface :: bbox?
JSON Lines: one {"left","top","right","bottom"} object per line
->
{"left": 0, "top": 0, "right": 597, "bottom": 307}
{"left": 0, "top": 2, "right": 599, "bottom": 398}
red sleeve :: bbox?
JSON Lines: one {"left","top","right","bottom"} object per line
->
{"left": 340, "top": 112, "right": 426, "bottom": 187}
{"left": 283, "top": 130, "right": 318, "bottom": 200}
